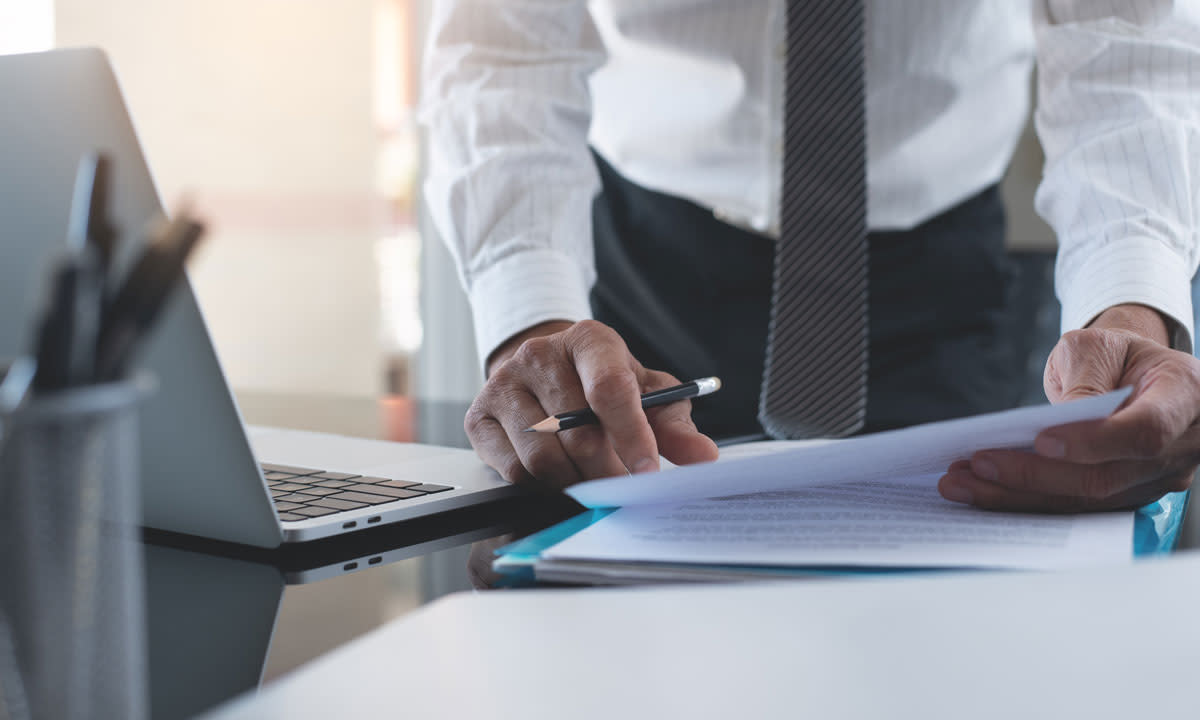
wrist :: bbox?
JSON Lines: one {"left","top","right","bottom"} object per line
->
{"left": 1088, "top": 304, "right": 1172, "bottom": 347}
{"left": 486, "top": 320, "right": 575, "bottom": 377}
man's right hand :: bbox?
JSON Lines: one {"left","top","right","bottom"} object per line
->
{"left": 466, "top": 319, "right": 719, "bottom": 491}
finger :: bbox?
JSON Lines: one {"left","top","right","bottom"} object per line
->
{"left": 967, "top": 449, "right": 1158, "bottom": 502}
{"left": 939, "top": 469, "right": 1094, "bottom": 512}
{"left": 1034, "top": 377, "right": 1200, "bottom": 464}
{"left": 567, "top": 321, "right": 660, "bottom": 473}
{"left": 1042, "top": 328, "right": 1127, "bottom": 404}
{"left": 1098, "top": 469, "right": 1194, "bottom": 508}
{"left": 499, "top": 395, "right": 585, "bottom": 491}
{"left": 465, "top": 409, "right": 532, "bottom": 485}
{"left": 467, "top": 536, "right": 512, "bottom": 590}
{"left": 469, "top": 383, "right": 583, "bottom": 491}
{"left": 642, "top": 370, "right": 719, "bottom": 466}
{"left": 939, "top": 467, "right": 1183, "bottom": 513}
{"left": 509, "top": 335, "right": 628, "bottom": 481}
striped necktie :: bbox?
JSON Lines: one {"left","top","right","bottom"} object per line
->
{"left": 758, "top": 0, "right": 869, "bottom": 439}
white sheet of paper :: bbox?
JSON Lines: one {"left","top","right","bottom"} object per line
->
{"left": 547, "top": 476, "right": 1135, "bottom": 570}
{"left": 567, "top": 388, "right": 1132, "bottom": 508}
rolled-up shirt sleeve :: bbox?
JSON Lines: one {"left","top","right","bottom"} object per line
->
{"left": 1034, "top": 0, "right": 1200, "bottom": 352}
{"left": 419, "top": 0, "right": 605, "bottom": 369}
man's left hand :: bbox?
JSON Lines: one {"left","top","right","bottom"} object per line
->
{"left": 939, "top": 304, "right": 1200, "bottom": 512}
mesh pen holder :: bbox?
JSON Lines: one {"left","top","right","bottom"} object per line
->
{"left": 0, "top": 375, "right": 151, "bottom": 720}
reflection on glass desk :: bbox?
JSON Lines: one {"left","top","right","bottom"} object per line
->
{"left": 143, "top": 391, "right": 577, "bottom": 720}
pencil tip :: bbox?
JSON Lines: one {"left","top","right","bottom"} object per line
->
{"left": 525, "top": 417, "right": 562, "bottom": 433}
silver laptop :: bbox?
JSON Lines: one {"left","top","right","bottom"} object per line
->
{"left": 0, "top": 47, "right": 517, "bottom": 547}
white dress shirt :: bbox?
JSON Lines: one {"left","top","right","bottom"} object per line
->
{"left": 420, "top": 0, "right": 1200, "bottom": 368}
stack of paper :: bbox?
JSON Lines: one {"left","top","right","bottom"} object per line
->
{"left": 494, "top": 389, "right": 1176, "bottom": 584}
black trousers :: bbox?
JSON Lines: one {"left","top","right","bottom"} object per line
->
{"left": 590, "top": 153, "right": 1045, "bottom": 441}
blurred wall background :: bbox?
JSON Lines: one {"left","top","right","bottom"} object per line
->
{"left": 53, "top": 0, "right": 394, "bottom": 397}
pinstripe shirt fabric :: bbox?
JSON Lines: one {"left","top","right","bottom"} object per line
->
{"left": 419, "top": 0, "right": 1200, "bottom": 369}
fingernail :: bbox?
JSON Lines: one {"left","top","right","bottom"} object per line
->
{"left": 1035, "top": 435, "right": 1066, "bottom": 459}
{"left": 632, "top": 458, "right": 658, "bottom": 473}
{"left": 971, "top": 458, "right": 998, "bottom": 482}
{"left": 941, "top": 481, "right": 973, "bottom": 505}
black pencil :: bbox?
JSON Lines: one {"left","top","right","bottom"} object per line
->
{"left": 523, "top": 376, "right": 722, "bottom": 433}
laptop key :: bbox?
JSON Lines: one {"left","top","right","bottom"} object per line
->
{"left": 269, "top": 488, "right": 293, "bottom": 498}
{"left": 375, "top": 480, "right": 421, "bottom": 489}
{"left": 263, "top": 471, "right": 299, "bottom": 481}
{"left": 291, "top": 506, "right": 338, "bottom": 517}
{"left": 311, "top": 497, "right": 368, "bottom": 511}
{"left": 271, "top": 482, "right": 312, "bottom": 493}
{"left": 407, "top": 484, "right": 454, "bottom": 494}
{"left": 273, "top": 501, "right": 304, "bottom": 511}
{"left": 261, "top": 463, "right": 325, "bottom": 476}
{"left": 329, "top": 491, "right": 396, "bottom": 505}
{"left": 345, "top": 483, "right": 423, "bottom": 500}
{"left": 275, "top": 492, "right": 322, "bottom": 503}
{"left": 310, "top": 472, "right": 361, "bottom": 481}
{"left": 295, "top": 487, "right": 341, "bottom": 497}
{"left": 313, "top": 479, "right": 356, "bottom": 489}
{"left": 277, "top": 513, "right": 307, "bottom": 522}
{"left": 351, "top": 476, "right": 396, "bottom": 485}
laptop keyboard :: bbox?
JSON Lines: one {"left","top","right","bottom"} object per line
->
{"left": 261, "top": 463, "right": 454, "bottom": 522}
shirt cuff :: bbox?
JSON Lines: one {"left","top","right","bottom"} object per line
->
{"left": 1059, "top": 236, "right": 1195, "bottom": 354}
{"left": 468, "top": 248, "right": 594, "bottom": 373}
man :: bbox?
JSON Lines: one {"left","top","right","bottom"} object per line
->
{"left": 420, "top": 0, "right": 1200, "bottom": 512}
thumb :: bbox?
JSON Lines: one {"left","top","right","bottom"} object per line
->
{"left": 640, "top": 371, "right": 719, "bottom": 466}
{"left": 652, "top": 410, "right": 720, "bottom": 466}
{"left": 1043, "top": 329, "right": 1130, "bottom": 404}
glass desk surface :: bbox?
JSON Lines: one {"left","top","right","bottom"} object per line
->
{"left": 143, "top": 391, "right": 578, "bottom": 720}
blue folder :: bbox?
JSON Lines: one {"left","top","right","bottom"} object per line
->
{"left": 494, "top": 491, "right": 1190, "bottom": 584}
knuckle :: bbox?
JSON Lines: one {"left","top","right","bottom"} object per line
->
{"left": 1056, "top": 328, "right": 1114, "bottom": 359}
{"left": 562, "top": 426, "right": 608, "bottom": 462}
{"left": 499, "top": 457, "right": 530, "bottom": 485}
{"left": 572, "top": 319, "right": 608, "bottom": 338}
{"left": 464, "top": 395, "right": 503, "bottom": 438}
{"left": 585, "top": 370, "right": 641, "bottom": 413}
{"left": 571, "top": 320, "right": 625, "bottom": 354}
{"left": 463, "top": 404, "right": 487, "bottom": 437}
{"left": 483, "top": 362, "right": 518, "bottom": 392}
{"left": 1057, "top": 328, "right": 1091, "bottom": 350}
{"left": 524, "top": 445, "right": 562, "bottom": 480}
{"left": 513, "top": 336, "right": 559, "bottom": 371}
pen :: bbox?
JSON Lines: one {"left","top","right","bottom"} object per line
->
{"left": 31, "top": 156, "right": 110, "bottom": 391}
{"left": 68, "top": 152, "right": 117, "bottom": 276}
{"left": 523, "top": 376, "right": 722, "bottom": 433}
{"left": 0, "top": 357, "right": 36, "bottom": 445}
{"left": 94, "top": 210, "right": 205, "bottom": 381}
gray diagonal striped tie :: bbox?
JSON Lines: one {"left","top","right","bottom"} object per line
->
{"left": 758, "top": 0, "right": 868, "bottom": 440}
